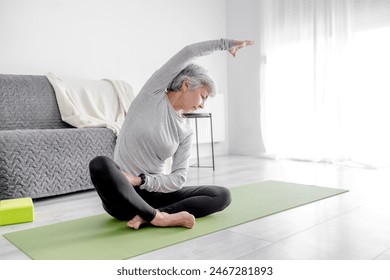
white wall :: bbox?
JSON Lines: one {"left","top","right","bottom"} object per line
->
{"left": 0, "top": 0, "right": 227, "bottom": 94}
{"left": 226, "top": 0, "right": 266, "bottom": 156}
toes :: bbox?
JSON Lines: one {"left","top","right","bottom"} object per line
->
{"left": 127, "top": 221, "right": 135, "bottom": 228}
{"left": 127, "top": 220, "right": 139, "bottom": 229}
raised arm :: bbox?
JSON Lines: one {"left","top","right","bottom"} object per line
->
{"left": 140, "top": 39, "right": 254, "bottom": 95}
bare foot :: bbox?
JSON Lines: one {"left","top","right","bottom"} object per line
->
{"left": 151, "top": 211, "right": 196, "bottom": 229}
{"left": 127, "top": 215, "right": 146, "bottom": 229}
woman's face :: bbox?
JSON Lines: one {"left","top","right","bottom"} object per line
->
{"left": 182, "top": 84, "right": 210, "bottom": 113}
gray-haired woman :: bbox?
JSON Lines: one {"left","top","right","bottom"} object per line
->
{"left": 89, "top": 39, "right": 254, "bottom": 229}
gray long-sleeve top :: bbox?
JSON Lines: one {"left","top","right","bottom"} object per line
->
{"left": 114, "top": 39, "right": 233, "bottom": 193}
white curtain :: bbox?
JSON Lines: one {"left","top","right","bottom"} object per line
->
{"left": 260, "top": 0, "right": 390, "bottom": 168}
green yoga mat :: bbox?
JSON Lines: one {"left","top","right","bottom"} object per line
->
{"left": 4, "top": 181, "right": 348, "bottom": 260}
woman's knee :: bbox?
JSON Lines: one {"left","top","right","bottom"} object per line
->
{"left": 89, "top": 156, "right": 114, "bottom": 177}
{"left": 213, "top": 186, "right": 232, "bottom": 211}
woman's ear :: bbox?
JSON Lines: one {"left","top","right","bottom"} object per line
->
{"left": 181, "top": 79, "right": 189, "bottom": 92}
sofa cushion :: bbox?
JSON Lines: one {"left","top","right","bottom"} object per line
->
{"left": 0, "top": 74, "right": 72, "bottom": 130}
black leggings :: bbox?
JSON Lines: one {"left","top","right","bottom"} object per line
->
{"left": 89, "top": 156, "right": 231, "bottom": 223}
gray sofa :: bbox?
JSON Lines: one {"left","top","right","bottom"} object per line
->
{"left": 0, "top": 74, "right": 116, "bottom": 200}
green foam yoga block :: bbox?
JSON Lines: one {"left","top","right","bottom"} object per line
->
{"left": 0, "top": 197, "right": 34, "bottom": 226}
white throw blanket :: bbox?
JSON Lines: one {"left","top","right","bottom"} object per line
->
{"left": 46, "top": 73, "right": 134, "bottom": 136}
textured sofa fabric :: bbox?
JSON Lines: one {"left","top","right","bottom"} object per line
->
{"left": 0, "top": 74, "right": 116, "bottom": 199}
{"left": 0, "top": 75, "right": 71, "bottom": 130}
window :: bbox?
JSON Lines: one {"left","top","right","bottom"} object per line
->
{"left": 260, "top": 0, "right": 390, "bottom": 168}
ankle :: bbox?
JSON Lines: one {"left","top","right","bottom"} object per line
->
{"left": 150, "top": 211, "right": 163, "bottom": 226}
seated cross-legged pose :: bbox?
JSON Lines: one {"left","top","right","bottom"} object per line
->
{"left": 89, "top": 38, "right": 254, "bottom": 229}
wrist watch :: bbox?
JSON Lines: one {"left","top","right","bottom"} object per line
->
{"left": 138, "top": 173, "right": 146, "bottom": 186}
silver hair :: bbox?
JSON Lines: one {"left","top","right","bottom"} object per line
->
{"left": 167, "top": 63, "right": 217, "bottom": 97}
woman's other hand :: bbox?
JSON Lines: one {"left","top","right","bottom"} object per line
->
{"left": 122, "top": 171, "right": 142, "bottom": 187}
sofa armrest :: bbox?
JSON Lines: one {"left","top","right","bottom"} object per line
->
{"left": 0, "top": 128, "right": 116, "bottom": 199}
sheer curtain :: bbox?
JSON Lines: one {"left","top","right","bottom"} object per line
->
{"left": 260, "top": 0, "right": 390, "bottom": 168}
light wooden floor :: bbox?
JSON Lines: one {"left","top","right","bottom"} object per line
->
{"left": 1, "top": 155, "right": 390, "bottom": 260}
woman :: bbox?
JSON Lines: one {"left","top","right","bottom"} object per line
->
{"left": 89, "top": 39, "right": 254, "bottom": 229}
